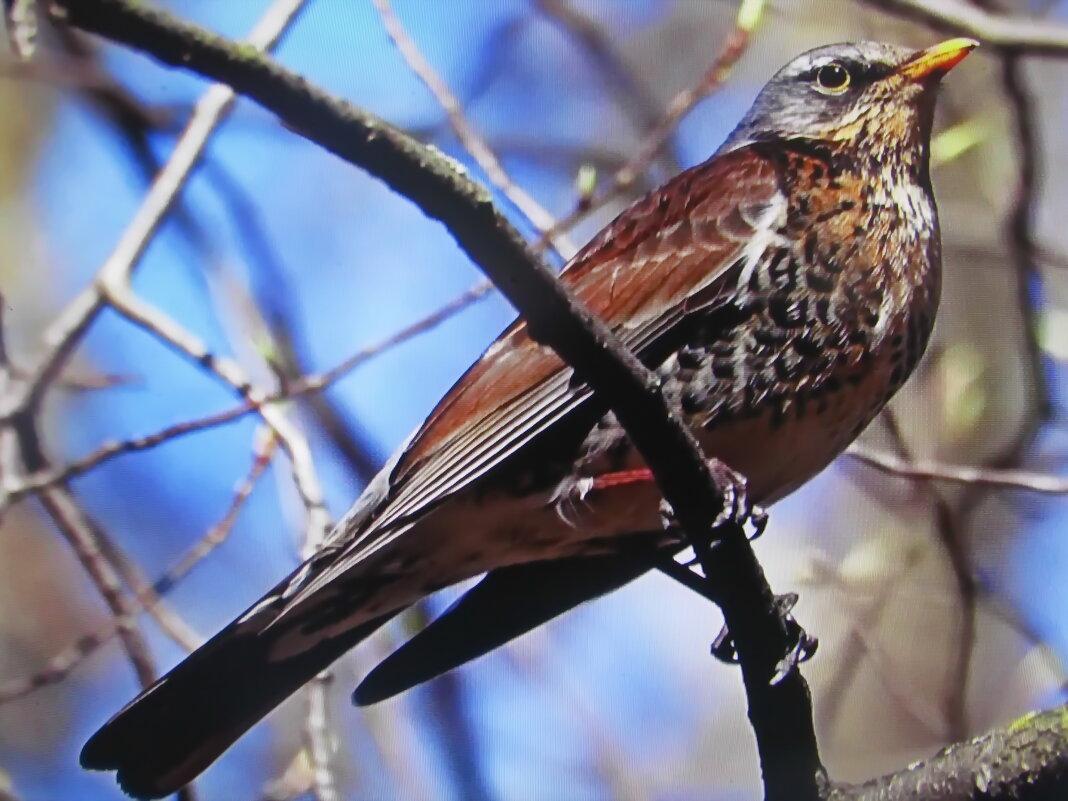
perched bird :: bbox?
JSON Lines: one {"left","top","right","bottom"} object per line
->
{"left": 82, "top": 38, "right": 976, "bottom": 798}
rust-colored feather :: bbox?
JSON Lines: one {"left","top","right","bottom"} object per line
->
{"left": 387, "top": 147, "right": 780, "bottom": 515}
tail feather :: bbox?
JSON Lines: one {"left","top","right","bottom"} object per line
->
{"left": 81, "top": 604, "right": 395, "bottom": 800}
{"left": 354, "top": 543, "right": 660, "bottom": 706}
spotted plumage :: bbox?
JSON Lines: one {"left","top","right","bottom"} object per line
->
{"left": 82, "top": 38, "right": 976, "bottom": 800}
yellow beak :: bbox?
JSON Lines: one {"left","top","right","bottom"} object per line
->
{"left": 898, "top": 37, "right": 979, "bottom": 82}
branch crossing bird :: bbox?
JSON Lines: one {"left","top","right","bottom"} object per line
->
{"left": 81, "top": 38, "right": 977, "bottom": 799}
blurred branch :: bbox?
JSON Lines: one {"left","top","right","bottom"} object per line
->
{"left": 861, "top": 0, "right": 1068, "bottom": 54}
{"left": 0, "top": 433, "right": 276, "bottom": 705}
{"left": 3, "top": 0, "right": 36, "bottom": 59}
{"left": 542, "top": 0, "right": 764, "bottom": 245}
{"left": 0, "top": 0, "right": 307, "bottom": 431}
{"left": 533, "top": 0, "right": 675, "bottom": 169}
{"left": 984, "top": 41, "right": 1050, "bottom": 456}
{"left": 34, "top": 485, "right": 158, "bottom": 690}
{"left": 874, "top": 409, "right": 976, "bottom": 742}
{"left": 201, "top": 162, "right": 383, "bottom": 484}
{"left": 303, "top": 674, "right": 339, "bottom": 801}
{"left": 848, "top": 443, "right": 1068, "bottom": 494}
{"left": 372, "top": 0, "right": 575, "bottom": 258}
{"left": 0, "top": 280, "right": 493, "bottom": 512}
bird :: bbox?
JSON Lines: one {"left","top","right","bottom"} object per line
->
{"left": 81, "top": 38, "right": 976, "bottom": 799}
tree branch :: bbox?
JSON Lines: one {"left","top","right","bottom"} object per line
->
{"left": 861, "top": 0, "right": 1068, "bottom": 54}
{"left": 829, "top": 705, "right": 1068, "bottom": 801}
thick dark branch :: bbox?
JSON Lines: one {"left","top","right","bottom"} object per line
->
{"left": 53, "top": 1, "right": 823, "bottom": 798}
{"left": 830, "top": 705, "right": 1068, "bottom": 801}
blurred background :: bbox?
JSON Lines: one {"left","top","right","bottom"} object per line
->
{"left": 0, "top": 1, "right": 1066, "bottom": 799}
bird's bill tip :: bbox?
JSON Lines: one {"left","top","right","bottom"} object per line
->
{"left": 899, "top": 37, "right": 979, "bottom": 82}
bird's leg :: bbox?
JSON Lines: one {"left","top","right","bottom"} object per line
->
{"left": 706, "top": 593, "right": 819, "bottom": 674}
{"left": 657, "top": 553, "right": 817, "bottom": 670}
{"left": 653, "top": 458, "right": 768, "bottom": 541}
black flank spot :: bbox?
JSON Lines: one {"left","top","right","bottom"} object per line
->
{"left": 677, "top": 346, "right": 703, "bottom": 369}
{"left": 680, "top": 389, "right": 706, "bottom": 414}
{"left": 806, "top": 270, "right": 834, "bottom": 293}
{"left": 769, "top": 295, "right": 807, "bottom": 328}
{"left": 711, "top": 360, "right": 735, "bottom": 379}
{"left": 793, "top": 337, "right": 821, "bottom": 358}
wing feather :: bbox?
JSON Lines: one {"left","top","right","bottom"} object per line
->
{"left": 280, "top": 146, "right": 784, "bottom": 611}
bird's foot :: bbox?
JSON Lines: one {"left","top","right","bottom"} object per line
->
{"left": 710, "top": 592, "right": 819, "bottom": 681}
{"left": 657, "top": 459, "right": 767, "bottom": 541}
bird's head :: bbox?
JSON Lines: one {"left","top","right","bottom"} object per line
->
{"left": 721, "top": 38, "right": 977, "bottom": 159}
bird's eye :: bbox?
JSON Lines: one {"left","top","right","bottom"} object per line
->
{"left": 815, "top": 63, "right": 851, "bottom": 93}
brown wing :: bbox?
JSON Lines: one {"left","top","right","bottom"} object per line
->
{"left": 361, "top": 144, "right": 785, "bottom": 535}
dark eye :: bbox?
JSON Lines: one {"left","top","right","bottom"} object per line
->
{"left": 815, "top": 63, "right": 851, "bottom": 93}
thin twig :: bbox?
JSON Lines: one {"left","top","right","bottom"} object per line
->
{"left": 35, "top": 485, "right": 157, "bottom": 690}
{"left": 847, "top": 444, "right": 1068, "bottom": 494}
{"left": 0, "top": 280, "right": 494, "bottom": 512}
{"left": 540, "top": 0, "right": 765, "bottom": 246}
{"left": 0, "top": 432, "right": 275, "bottom": 705}
{"left": 875, "top": 409, "right": 975, "bottom": 742}
{"left": 534, "top": 0, "right": 669, "bottom": 162}
{"left": 861, "top": 0, "right": 1068, "bottom": 54}
{"left": 371, "top": 0, "right": 575, "bottom": 258}
{"left": 2, "top": 0, "right": 308, "bottom": 428}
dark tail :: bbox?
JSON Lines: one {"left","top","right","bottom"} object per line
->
{"left": 354, "top": 545, "right": 659, "bottom": 706}
{"left": 80, "top": 604, "right": 395, "bottom": 800}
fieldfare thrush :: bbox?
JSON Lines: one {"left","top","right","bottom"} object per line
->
{"left": 82, "top": 38, "right": 977, "bottom": 798}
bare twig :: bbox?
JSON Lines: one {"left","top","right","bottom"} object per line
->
{"left": 847, "top": 444, "right": 1068, "bottom": 494}
{"left": 541, "top": 0, "right": 765, "bottom": 246}
{"left": 534, "top": 0, "right": 668, "bottom": 158}
{"left": 35, "top": 485, "right": 157, "bottom": 690}
{"left": 872, "top": 409, "right": 975, "bottom": 742}
{"left": 862, "top": 0, "right": 1068, "bottom": 54}
{"left": 371, "top": 0, "right": 575, "bottom": 258}
{"left": 2, "top": 0, "right": 308, "bottom": 430}
{"left": 0, "top": 280, "right": 493, "bottom": 512}
{"left": 0, "top": 432, "right": 276, "bottom": 705}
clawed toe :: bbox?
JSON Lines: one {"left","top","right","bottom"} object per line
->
{"left": 710, "top": 592, "right": 819, "bottom": 676}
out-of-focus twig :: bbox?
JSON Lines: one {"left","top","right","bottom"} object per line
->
{"left": 1, "top": 0, "right": 307, "bottom": 431}
{"left": 540, "top": 0, "right": 765, "bottom": 246}
{"left": 860, "top": 0, "right": 1068, "bottom": 54}
{"left": 35, "top": 486, "right": 158, "bottom": 691}
{"left": 533, "top": 0, "right": 674, "bottom": 169}
{"left": 0, "top": 279, "right": 494, "bottom": 512}
{"left": 0, "top": 434, "right": 276, "bottom": 704}
{"left": 875, "top": 409, "right": 975, "bottom": 742}
{"left": 847, "top": 444, "right": 1068, "bottom": 494}
{"left": 370, "top": 0, "right": 575, "bottom": 259}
